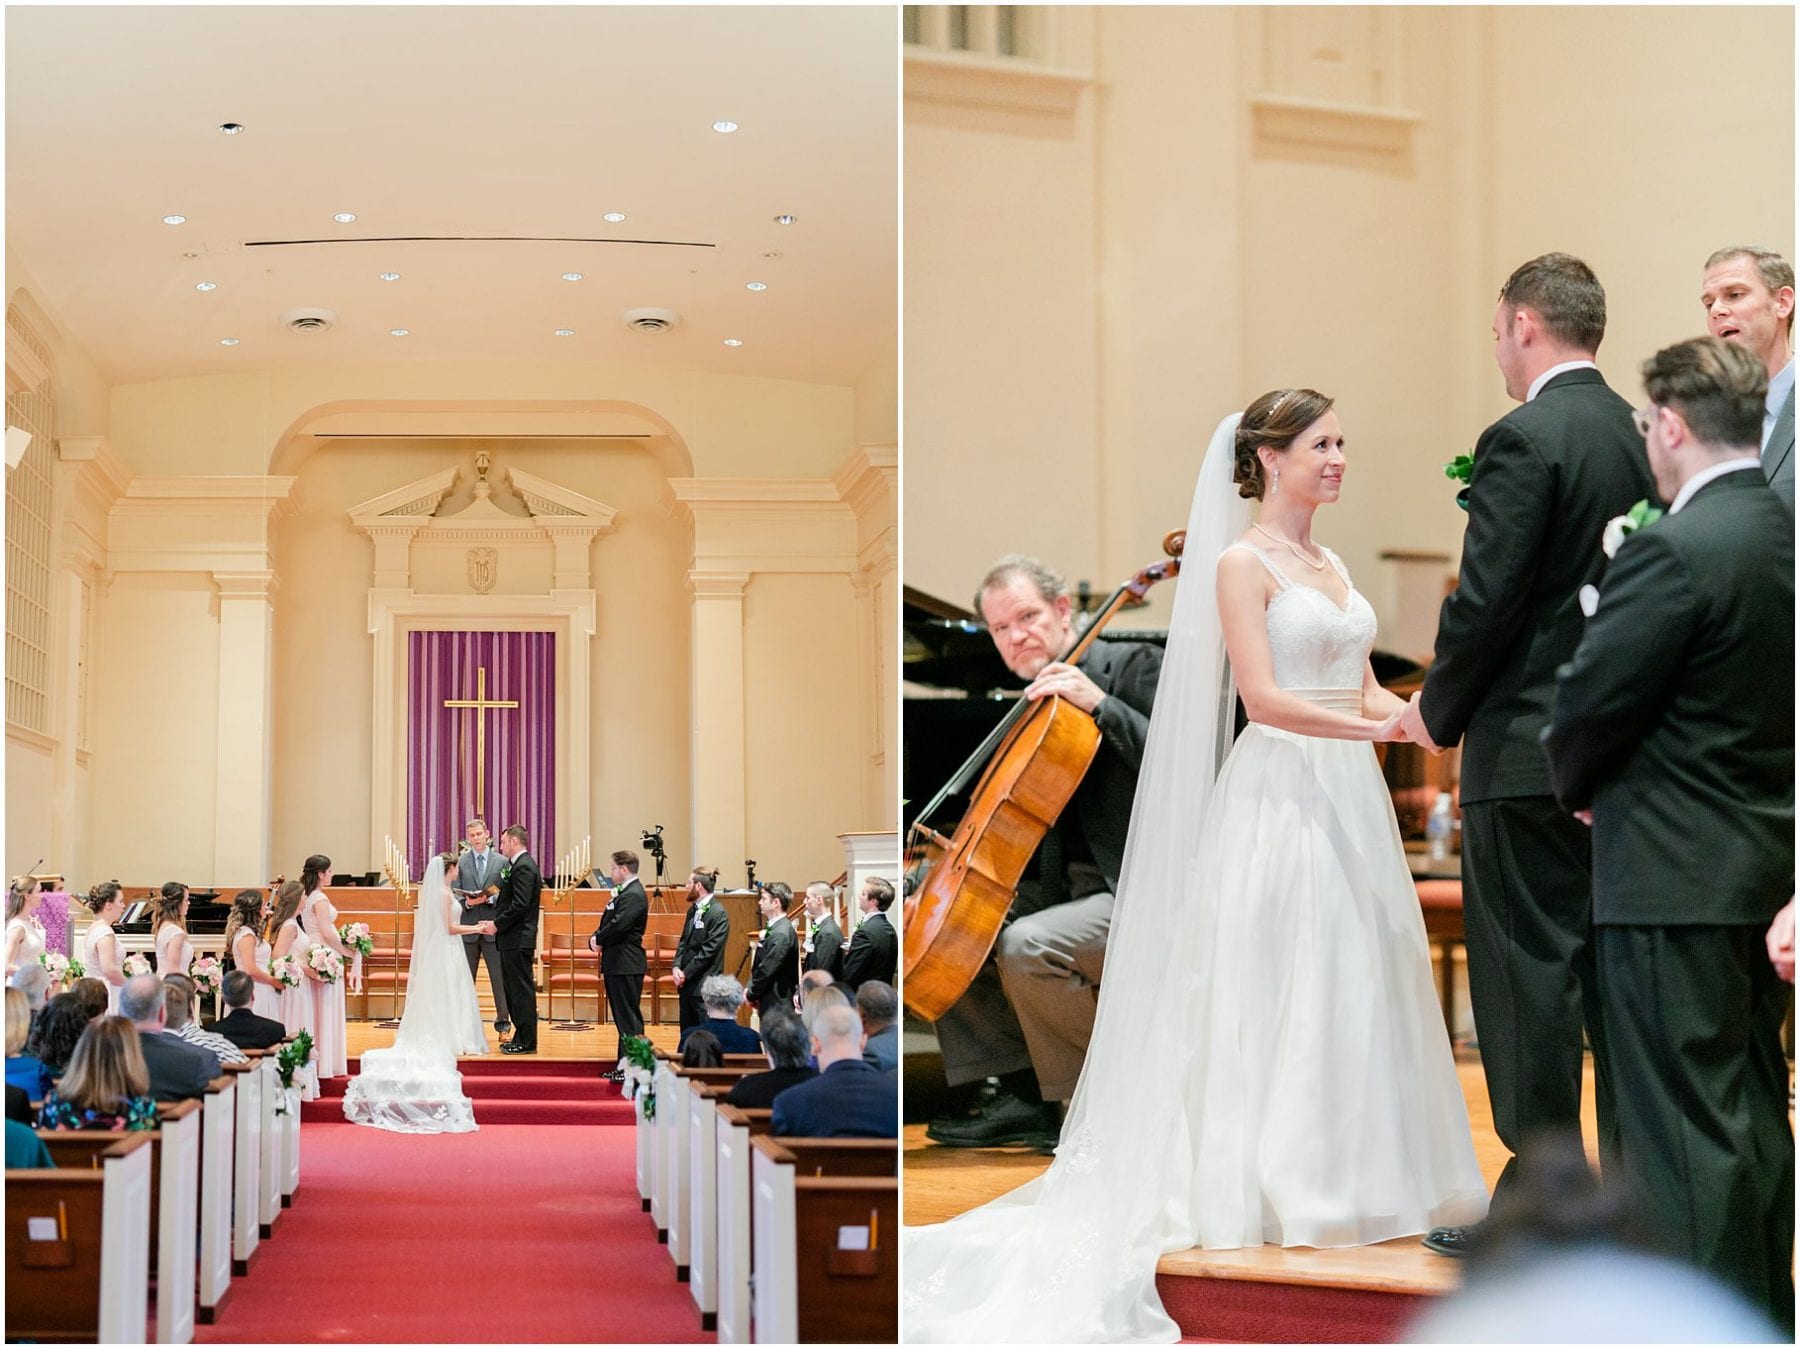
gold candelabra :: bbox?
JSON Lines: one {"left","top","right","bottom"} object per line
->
{"left": 548, "top": 837, "right": 593, "bottom": 1030}
{"left": 375, "top": 836, "right": 413, "bottom": 1027}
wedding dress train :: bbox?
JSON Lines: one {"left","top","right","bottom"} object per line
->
{"left": 901, "top": 414, "right": 1487, "bottom": 1343}
{"left": 342, "top": 856, "right": 487, "bottom": 1134}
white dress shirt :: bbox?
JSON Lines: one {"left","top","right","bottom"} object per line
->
{"left": 1527, "top": 360, "right": 1600, "bottom": 403}
{"left": 1669, "top": 459, "right": 1764, "bottom": 514}
{"left": 1763, "top": 358, "right": 1794, "bottom": 457}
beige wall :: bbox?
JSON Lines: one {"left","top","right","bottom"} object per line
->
{"left": 905, "top": 6, "right": 1795, "bottom": 643}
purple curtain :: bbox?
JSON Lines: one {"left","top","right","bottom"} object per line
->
{"left": 407, "top": 631, "right": 555, "bottom": 873}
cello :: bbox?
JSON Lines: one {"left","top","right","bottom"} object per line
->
{"left": 902, "top": 532, "right": 1185, "bottom": 1020}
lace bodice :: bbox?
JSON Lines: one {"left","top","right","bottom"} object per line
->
{"left": 1228, "top": 542, "right": 1376, "bottom": 693}
{"left": 6, "top": 916, "right": 45, "bottom": 971}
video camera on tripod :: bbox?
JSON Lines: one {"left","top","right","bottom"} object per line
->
{"left": 640, "top": 825, "right": 668, "bottom": 886}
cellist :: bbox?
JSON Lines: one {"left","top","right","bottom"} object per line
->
{"left": 925, "top": 554, "right": 1163, "bottom": 1150}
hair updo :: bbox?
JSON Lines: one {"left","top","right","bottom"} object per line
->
{"left": 1232, "top": 388, "right": 1336, "bottom": 500}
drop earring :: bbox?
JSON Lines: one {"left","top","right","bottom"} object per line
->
{"left": 1272, "top": 467, "right": 1281, "bottom": 497}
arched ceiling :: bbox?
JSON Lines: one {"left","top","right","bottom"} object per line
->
{"left": 5, "top": 5, "right": 897, "bottom": 389}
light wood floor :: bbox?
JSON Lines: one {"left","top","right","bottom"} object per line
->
{"left": 903, "top": 1053, "right": 1600, "bottom": 1294}
{"left": 345, "top": 1016, "right": 684, "bottom": 1061}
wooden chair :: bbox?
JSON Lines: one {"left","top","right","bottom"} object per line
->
{"left": 543, "top": 930, "right": 603, "bottom": 1022}
{"left": 358, "top": 910, "right": 415, "bottom": 1018}
{"left": 647, "top": 926, "right": 683, "bottom": 1025}
{"left": 749, "top": 1136, "right": 898, "bottom": 1343}
{"left": 6, "top": 1133, "right": 153, "bottom": 1345}
{"left": 1417, "top": 879, "right": 1466, "bottom": 1037}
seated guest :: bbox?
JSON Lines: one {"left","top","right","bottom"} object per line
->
{"left": 162, "top": 974, "right": 246, "bottom": 1065}
{"left": 5, "top": 1082, "right": 30, "bottom": 1124}
{"left": 5, "top": 1116, "right": 53, "bottom": 1167}
{"left": 121, "top": 974, "right": 218, "bottom": 1102}
{"left": 857, "top": 980, "right": 899, "bottom": 1072}
{"left": 9, "top": 961, "right": 51, "bottom": 1020}
{"left": 6, "top": 987, "right": 51, "bottom": 1101}
{"left": 724, "top": 1010, "right": 818, "bottom": 1109}
{"left": 681, "top": 1030, "right": 723, "bottom": 1068}
{"left": 25, "top": 991, "right": 93, "bottom": 1082}
{"left": 772, "top": 1005, "right": 898, "bottom": 1139}
{"left": 797, "top": 968, "right": 835, "bottom": 1005}
{"left": 209, "top": 971, "right": 286, "bottom": 1050}
{"left": 70, "top": 977, "right": 109, "bottom": 1020}
{"left": 677, "top": 975, "right": 764, "bottom": 1055}
{"left": 38, "top": 1015, "right": 157, "bottom": 1131}
{"left": 800, "top": 982, "right": 851, "bottom": 1038}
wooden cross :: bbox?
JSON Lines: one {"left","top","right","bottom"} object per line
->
{"left": 442, "top": 666, "right": 519, "bottom": 817}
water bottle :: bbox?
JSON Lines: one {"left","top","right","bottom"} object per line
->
{"left": 1426, "top": 791, "right": 1455, "bottom": 862}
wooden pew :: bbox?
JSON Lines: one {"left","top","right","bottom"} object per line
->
{"left": 196, "top": 1071, "right": 237, "bottom": 1324}
{"left": 662, "top": 1065, "right": 760, "bottom": 1278}
{"left": 688, "top": 1079, "right": 752, "bottom": 1330}
{"left": 257, "top": 1056, "right": 283, "bottom": 1237}
{"left": 271, "top": 1051, "right": 302, "bottom": 1209}
{"left": 750, "top": 1136, "right": 897, "bottom": 1343}
{"left": 714, "top": 1106, "right": 775, "bottom": 1343}
{"left": 38, "top": 1099, "right": 202, "bottom": 1345}
{"left": 6, "top": 1132, "right": 154, "bottom": 1344}
{"left": 224, "top": 1059, "right": 263, "bottom": 1274}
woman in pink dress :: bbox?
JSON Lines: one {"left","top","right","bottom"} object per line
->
{"left": 268, "top": 880, "right": 318, "bottom": 1100}
{"left": 79, "top": 881, "right": 127, "bottom": 1013}
{"left": 4, "top": 876, "right": 46, "bottom": 978}
{"left": 300, "top": 854, "right": 353, "bottom": 1081}
{"left": 225, "top": 889, "right": 284, "bottom": 1021}
{"left": 152, "top": 882, "right": 194, "bottom": 983}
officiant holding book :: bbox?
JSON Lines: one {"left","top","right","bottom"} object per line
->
{"left": 455, "top": 818, "right": 510, "bottom": 1040}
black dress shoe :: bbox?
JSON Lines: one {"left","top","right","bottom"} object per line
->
{"left": 1422, "top": 1223, "right": 1477, "bottom": 1257}
{"left": 501, "top": 1042, "right": 536, "bottom": 1055}
{"left": 925, "top": 1091, "right": 1060, "bottom": 1149}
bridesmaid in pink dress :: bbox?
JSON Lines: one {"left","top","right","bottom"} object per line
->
{"left": 268, "top": 881, "right": 318, "bottom": 1100}
{"left": 152, "top": 882, "right": 194, "bottom": 982}
{"left": 79, "top": 881, "right": 127, "bottom": 1013}
{"left": 4, "top": 876, "right": 46, "bottom": 978}
{"left": 225, "top": 889, "right": 284, "bottom": 1021}
{"left": 300, "top": 854, "right": 352, "bottom": 1081}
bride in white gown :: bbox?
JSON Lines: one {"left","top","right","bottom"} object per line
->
{"left": 903, "top": 393, "right": 1488, "bottom": 1343}
{"left": 342, "top": 853, "right": 492, "bottom": 1134}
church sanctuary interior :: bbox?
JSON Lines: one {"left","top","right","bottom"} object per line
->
{"left": 5, "top": 6, "right": 896, "bottom": 1344}
{"left": 902, "top": 4, "right": 1793, "bottom": 1343}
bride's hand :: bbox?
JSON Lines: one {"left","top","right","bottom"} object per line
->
{"left": 1371, "top": 708, "right": 1410, "bottom": 743}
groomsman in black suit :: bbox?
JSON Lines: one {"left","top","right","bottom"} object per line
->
{"left": 1401, "top": 254, "right": 1656, "bottom": 1253}
{"left": 590, "top": 849, "right": 648, "bottom": 1069}
{"left": 671, "top": 868, "right": 729, "bottom": 1031}
{"left": 800, "top": 882, "right": 844, "bottom": 979}
{"left": 840, "top": 876, "right": 898, "bottom": 991}
{"left": 1544, "top": 337, "right": 1794, "bottom": 1332}
{"left": 493, "top": 825, "right": 544, "bottom": 1054}
{"left": 1701, "top": 245, "right": 1793, "bottom": 509}
{"left": 746, "top": 883, "right": 800, "bottom": 1014}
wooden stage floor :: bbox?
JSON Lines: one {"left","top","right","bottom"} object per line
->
{"left": 345, "top": 1016, "right": 683, "bottom": 1062}
{"left": 903, "top": 1053, "right": 1600, "bottom": 1297}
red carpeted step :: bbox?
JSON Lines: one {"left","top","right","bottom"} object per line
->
{"left": 301, "top": 1096, "right": 637, "bottom": 1125}
{"left": 343, "top": 1056, "right": 611, "bottom": 1078}
{"left": 1155, "top": 1270, "right": 1432, "bottom": 1342}
{"left": 316, "top": 1073, "right": 621, "bottom": 1102}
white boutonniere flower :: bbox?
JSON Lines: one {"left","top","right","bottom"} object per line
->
{"left": 1586, "top": 499, "right": 1666, "bottom": 616}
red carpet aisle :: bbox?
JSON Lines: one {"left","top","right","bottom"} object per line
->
{"left": 198, "top": 1060, "right": 712, "bottom": 1344}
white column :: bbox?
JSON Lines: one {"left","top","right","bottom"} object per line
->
{"left": 838, "top": 830, "right": 901, "bottom": 932}
{"left": 212, "top": 571, "right": 277, "bottom": 880}
{"left": 687, "top": 570, "right": 749, "bottom": 867}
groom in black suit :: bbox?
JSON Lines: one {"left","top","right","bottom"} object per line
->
{"left": 1401, "top": 255, "right": 1655, "bottom": 1251}
{"left": 492, "top": 825, "right": 543, "bottom": 1054}
{"left": 1544, "top": 337, "right": 1794, "bottom": 1332}
{"left": 590, "top": 848, "right": 648, "bottom": 1066}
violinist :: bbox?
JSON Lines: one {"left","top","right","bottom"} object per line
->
{"left": 925, "top": 554, "right": 1162, "bottom": 1150}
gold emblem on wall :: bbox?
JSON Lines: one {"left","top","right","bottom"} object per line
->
{"left": 467, "top": 548, "right": 498, "bottom": 594}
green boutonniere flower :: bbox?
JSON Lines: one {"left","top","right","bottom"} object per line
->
{"left": 1444, "top": 452, "right": 1475, "bottom": 511}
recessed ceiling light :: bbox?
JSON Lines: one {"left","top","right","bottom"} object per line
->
{"left": 194, "top": 281, "right": 217, "bottom": 292}
{"left": 554, "top": 329, "right": 576, "bottom": 338}
{"left": 219, "top": 123, "right": 244, "bottom": 135}
{"left": 562, "top": 272, "right": 584, "bottom": 282}
{"left": 389, "top": 328, "right": 409, "bottom": 337}
{"left": 379, "top": 272, "right": 401, "bottom": 282}
{"left": 602, "top": 212, "right": 626, "bottom": 223}
{"left": 712, "top": 120, "right": 739, "bottom": 134}
{"left": 333, "top": 212, "right": 357, "bottom": 224}
{"left": 745, "top": 281, "right": 767, "bottom": 292}
{"left": 723, "top": 338, "right": 744, "bottom": 347}
{"left": 773, "top": 214, "right": 797, "bottom": 226}
{"left": 163, "top": 214, "right": 187, "bottom": 226}
{"left": 219, "top": 338, "right": 239, "bottom": 346}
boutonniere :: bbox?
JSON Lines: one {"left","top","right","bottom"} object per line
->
{"left": 1443, "top": 451, "right": 1475, "bottom": 511}
{"left": 1582, "top": 499, "right": 1665, "bottom": 615}
{"left": 500, "top": 863, "right": 512, "bottom": 881}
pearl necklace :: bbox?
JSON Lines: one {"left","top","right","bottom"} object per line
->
{"left": 1253, "top": 522, "right": 1328, "bottom": 571}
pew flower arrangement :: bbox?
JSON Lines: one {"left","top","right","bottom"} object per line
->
{"left": 268, "top": 954, "right": 303, "bottom": 989}
{"left": 123, "top": 953, "right": 152, "bottom": 978}
{"left": 620, "top": 1035, "right": 658, "bottom": 1116}
{"left": 188, "top": 954, "right": 223, "bottom": 996}
{"left": 337, "top": 921, "right": 374, "bottom": 957}
{"left": 273, "top": 1029, "right": 315, "bottom": 1114}
{"left": 304, "top": 944, "right": 344, "bottom": 983}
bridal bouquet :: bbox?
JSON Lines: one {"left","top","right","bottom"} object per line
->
{"left": 40, "top": 951, "right": 82, "bottom": 987}
{"left": 123, "top": 953, "right": 152, "bottom": 978}
{"left": 303, "top": 944, "right": 344, "bottom": 984}
{"left": 337, "top": 921, "right": 374, "bottom": 957}
{"left": 188, "top": 954, "right": 224, "bottom": 996}
{"left": 268, "top": 954, "right": 303, "bottom": 989}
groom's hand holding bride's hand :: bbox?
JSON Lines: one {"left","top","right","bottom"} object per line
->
{"left": 1396, "top": 692, "right": 1443, "bottom": 754}
{"left": 478, "top": 920, "right": 497, "bottom": 936}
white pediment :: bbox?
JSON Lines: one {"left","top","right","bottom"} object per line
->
{"left": 505, "top": 466, "right": 619, "bottom": 528}
{"left": 345, "top": 465, "right": 460, "bottom": 527}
